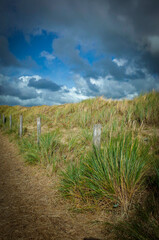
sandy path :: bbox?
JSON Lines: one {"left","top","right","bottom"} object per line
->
{"left": 0, "top": 132, "right": 104, "bottom": 240}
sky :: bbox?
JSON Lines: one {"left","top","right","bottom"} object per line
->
{"left": 0, "top": 0, "right": 159, "bottom": 106}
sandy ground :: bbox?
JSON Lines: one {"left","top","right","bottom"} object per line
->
{"left": 0, "top": 132, "right": 105, "bottom": 240}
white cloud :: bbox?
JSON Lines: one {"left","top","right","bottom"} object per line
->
{"left": 96, "top": 76, "right": 136, "bottom": 99}
{"left": 73, "top": 74, "right": 89, "bottom": 94}
{"left": 147, "top": 35, "right": 159, "bottom": 54}
{"left": 0, "top": 74, "right": 38, "bottom": 101}
{"left": 60, "top": 85, "right": 90, "bottom": 102}
{"left": 72, "top": 68, "right": 159, "bottom": 100}
{"left": 73, "top": 74, "right": 136, "bottom": 99}
{"left": 0, "top": 74, "right": 9, "bottom": 84}
{"left": 18, "top": 74, "right": 90, "bottom": 105}
{"left": 132, "top": 68, "right": 159, "bottom": 92}
{"left": 125, "top": 65, "right": 136, "bottom": 75}
{"left": 112, "top": 58, "right": 127, "bottom": 67}
{"left": 0, "top": 73, "right": 91, "bottom": 106}
{"left": 40, "top": 51, "right": 56, "bottom": 61}
{"left": 90, "top": 77, "right": 103, "bottom": 87}
{"left": 19, "top": 75, "right": 41, "bottom": 86}
{"left": 125, "top": 92, "right": 138, "bottom": 100}
{"left": 1, "top": 68, "right": 159, "bottom": 106}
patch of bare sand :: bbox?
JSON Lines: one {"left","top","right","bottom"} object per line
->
{"left": 0, "top": 132, "right": 106, "bottom": 240}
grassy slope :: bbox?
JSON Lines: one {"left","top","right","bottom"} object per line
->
{"left": 0, "top": 90, "right": 159, "bottom": 239}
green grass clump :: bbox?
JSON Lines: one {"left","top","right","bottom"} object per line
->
{"left": 59, "top": 162, "right": 84, "bottom": 200}
{"left": 20, "top": 136, "right": 40, "bottom": 164}
{"left": 19, "top": 130, "right": 64, "bottom": 172}
{"left": 60, "top": 130, "right": 151, "bottom": 212}
{"left": 105, "top": 163, "right": 159, "bottom": 240}
{"left": 131, "top": 91, "right": 159, "bottom": 126}
{"left": 107, "top": 202, "right": 159, "bottom": 240}
{"left": 39, "top": 131, "right": 62, "bottom": 170}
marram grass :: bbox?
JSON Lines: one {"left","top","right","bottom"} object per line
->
{"left": 131, "top": 91, "right": 159, "bottom": 126}
{"left": 19, "top": 130, "right": 65, "bottom": 172}
{"left": 60, "top": 130, "right": 151, "bottom": 212}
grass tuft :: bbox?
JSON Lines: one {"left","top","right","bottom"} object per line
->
{"left": 60, "top": 130, "right": 151, "bottom": 212}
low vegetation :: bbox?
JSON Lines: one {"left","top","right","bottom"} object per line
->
{"left": 0, "top": 90, "right": 159, "bottom": 239}
{"left": 60, "top": 130, "right": 151, "bottom": 213}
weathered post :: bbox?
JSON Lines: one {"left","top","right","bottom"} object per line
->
{"left": 93, "top": 124, "right": 102, "bottom": 149}
{"left": 20, "top": 115, "right": 23, "bottom": 138}
{"left": 10, "top": 115, "right": 12, "bottom": 129}
{"left": 3, "top": 114, "right": 5, "bottom": 125}
{"left": 37, "top": 117, "right": 41, "bottom": 145}
{"left": 2, "top": 114, "right": 6, "bottom": 129}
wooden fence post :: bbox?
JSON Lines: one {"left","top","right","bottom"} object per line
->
{"left": 93, "top": 124, "right": 102, "bottom": 149}
{"left": 37, "top": 117, "right": 41, "bottom": 145}
{"left": 20, "top": 115, "right": 23, "bottom": 138}
{"left": 3, "top": 114, "right": 5, "bottom": 125}
{"left": 10, "top": 115, "right": 12, "bottom": 129}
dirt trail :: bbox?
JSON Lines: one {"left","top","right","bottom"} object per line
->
{"left": 0, "top": 132, "right": 105, "bottom": 240}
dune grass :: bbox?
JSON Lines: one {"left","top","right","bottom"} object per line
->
{"left": 105, "top": 161, "right": 159, "bottom": 240}
{"left": 130, "top": 91, "right": 159, "bottom": 126}
{"left": 19, "top": 130, "right": 66, "bottom": 172}
{"left": 60, "top": 128, "right": 151, "bottom": 212}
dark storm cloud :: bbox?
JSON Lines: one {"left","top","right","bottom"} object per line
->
{"left": 28, "top": 78, "right": 61, "bottom": 91}
{"left": 1, "top": 0, "right": 158, "bottom": 44}
{"left": 0, "top": 0, "right": 159, "bottom": 71}
{"left": 0, "top": 85, "right": 37, "bottom": 100}
{"left": 0, "top": 36, "right": 20, "bottom": 67}
{"left": 107, "top": 0, "right": 159, "bottom": 37}
{"left": 0, "top": 0, "right": 159, "bottom": 105}
{"left": 0, "top": 76, "right": 38, "bottom": 100}
{"left": 0, "top": 35, "right": 38, "bottom": 75}
{"left": 53, "top": 36, "right": 91, "bottom": 74}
